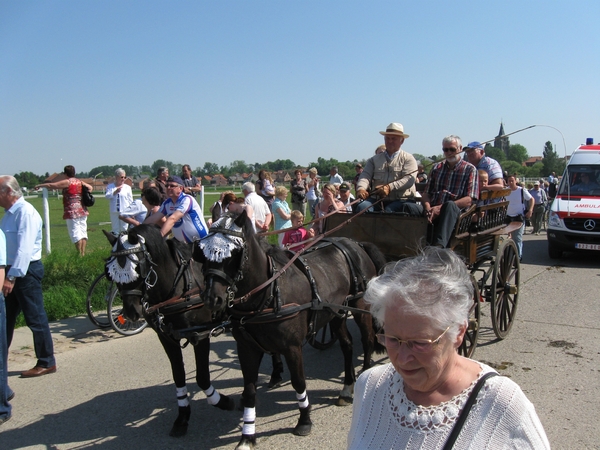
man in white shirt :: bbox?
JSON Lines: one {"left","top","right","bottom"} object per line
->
{"left": 242, "top": 182, "right": 272, "bottom": 232}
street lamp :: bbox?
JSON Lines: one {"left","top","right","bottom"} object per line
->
{"left": 93, "top": 172, "right": 103, "bottom": 192}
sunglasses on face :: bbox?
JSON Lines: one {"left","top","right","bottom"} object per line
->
{"left": 442, "top": 147, "right": 458, "bottom": 153}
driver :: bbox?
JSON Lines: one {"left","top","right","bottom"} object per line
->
{"left": 571, "top": 172, "right": 600, "bottom": 193}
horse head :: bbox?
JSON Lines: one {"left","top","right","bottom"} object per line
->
{"left": 103, "top": 227, "right": 158, "bottom": 321}
{"left": 195, "top": 210, "right": 253, "bottom": 312}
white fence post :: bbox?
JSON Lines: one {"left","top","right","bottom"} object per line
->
{"left": 41, "top": 188, "right": 51, "bottom": 254}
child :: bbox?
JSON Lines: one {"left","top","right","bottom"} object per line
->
{"left": 282, "top": 210, "right": 314, "bottom": 251}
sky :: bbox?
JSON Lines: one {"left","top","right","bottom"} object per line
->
{"left": 1, "top": 0, "right": 599, "bottom": 177}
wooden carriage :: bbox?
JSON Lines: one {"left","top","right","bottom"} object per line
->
{"left": 321, "top": 188, "right": 520, "bottom": 357}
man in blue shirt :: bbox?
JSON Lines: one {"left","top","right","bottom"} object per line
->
{"left": 0, "top": 176, "right": 56, "bottom": 378}
{"left": 464, "top": 141, "right": 505, "bottom": 191}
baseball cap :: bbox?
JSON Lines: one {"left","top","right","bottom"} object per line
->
{"left": 339, "top": 183, "right": 350, "bottom": 191}
{"left": 167, "top": 176, "right": 184, "bottom": 186}
{"left": 465, "top": 141, "right": 484, "bottom": 150}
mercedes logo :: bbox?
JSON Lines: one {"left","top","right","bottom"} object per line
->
{"left": 584, "top": 219, "right": 596, "bottom": 231}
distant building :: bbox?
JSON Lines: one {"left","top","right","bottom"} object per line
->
{"left": 494, "top": 122, "right": 510, "bottom": 157}
{"left": 522, "top": 156, "right": 543, "bottom": 167}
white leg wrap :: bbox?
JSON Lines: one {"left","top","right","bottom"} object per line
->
{"left": 176, "top": 386, "right": 189, "bottom": 407}
{"left": 203, "top": 384, "right": 221, "bottom": 406}
{"left": 242, "top": 407, "right": 256, "bottom": 436}
{"left": 296, "top": 390, "right": 309, "bottom": 409}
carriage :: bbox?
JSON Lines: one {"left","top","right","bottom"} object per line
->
{"left": 320, "top": 187, "right": 522, "bottom": 357}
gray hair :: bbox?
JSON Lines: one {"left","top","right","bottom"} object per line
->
{"left": 442, "top": 135, "right": 462, "bottom": 149}
{"left": 115, "top": 168, "right": 126, "bottom": 177}
{"left": 242, "top": 181, "right": 255, "bottom": 193}
{"left": 0, "top": 175, "right": 23, "bottom": 199}
{"left": 364, "top": 247, "right": 472, "bottom": 340}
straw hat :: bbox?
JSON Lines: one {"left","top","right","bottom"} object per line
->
{"left": 379, "top": 123, "right": 409, "bottom": 138}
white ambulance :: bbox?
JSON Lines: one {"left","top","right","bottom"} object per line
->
{"left": 547, "top": 140, "right": 600, "bottom": 258}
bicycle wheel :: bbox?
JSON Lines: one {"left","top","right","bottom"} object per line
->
{"left": 86, "top": 273, "right": 114, "bottom": 328}
{"left": 108, "top": 290, "right": 148, "bottom": 336}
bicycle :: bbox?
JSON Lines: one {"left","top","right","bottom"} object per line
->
{"left": 86, "top": 272, "right": 147, "bottom": 336}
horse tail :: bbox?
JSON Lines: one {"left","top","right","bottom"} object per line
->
{"left": 359, "top": 241, "right": 388, "bottom": 275}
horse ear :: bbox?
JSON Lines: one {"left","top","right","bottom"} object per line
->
{"left": 128, "top": 228, "right": 140, "bottom": 245}
{"left": 103, "top": 229, "right": 118, "bottom": 247}
{"left": 234, "top": 209, "right": 248, "bottom": 228}
{"left": 192, "top": 242, "right": 206, "bottom": 263}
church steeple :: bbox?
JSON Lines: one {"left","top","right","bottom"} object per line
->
{"left": 494, "top": 122, "right": 510, "bottom": 156}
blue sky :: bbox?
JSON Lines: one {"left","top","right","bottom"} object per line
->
{"left": 1, "top": 0, "right": 599, "bottom": 176}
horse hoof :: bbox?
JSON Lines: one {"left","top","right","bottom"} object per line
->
{"left": 169, "top": 405, "right": 190, "bottom": 437}
{"left": 336, "top": 396, "right": 353, "bottom": 407}
{"left": 268, "top": 375, "right": 283, "bottom": 389}
{"left": 293, "top": 422, "right": 312, "bottom": 436}
{"left": 235, "top": 434, "right": 256, "bottom": 450}
{"left": 215, "top": 394, "right": 236, "bottom": 411}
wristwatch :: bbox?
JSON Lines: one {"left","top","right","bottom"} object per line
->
{"left": 7, "top": 275, "right": 15, "bottom": 282}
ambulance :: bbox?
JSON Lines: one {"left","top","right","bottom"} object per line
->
{"left": 547, "top": 139, "right": 600, "bottom": 258}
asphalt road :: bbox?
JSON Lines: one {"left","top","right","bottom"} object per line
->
{"left": 3, "top": 232, "right": 600, "bottom": 449}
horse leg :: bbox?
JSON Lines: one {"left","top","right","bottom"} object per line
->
{"left": 283, "top": 344, "right": 312, "bottom": 436}
{"left": 352, "top": 304, "right": 376, "bottom": 373}
{"left": 193, "top": 337, "right": 235, "bottom": 411}
{"left": 329, "top": 316, "right": 356, "bottom": 406}
{"left": 156, "top": 332, "right": 191, "bottom": 437}
{"left": 232, "top": 334, "right": 264, "bottom": 450}
{"left": 268, "top": 353, "right": 284, "bottom": 389}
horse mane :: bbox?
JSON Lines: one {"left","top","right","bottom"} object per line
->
{"left": 128, "top": 224, "right": 172, "bottom": 261}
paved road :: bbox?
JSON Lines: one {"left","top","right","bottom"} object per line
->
{"left": 3, "top": 233, "right": 600, "bottom": 449}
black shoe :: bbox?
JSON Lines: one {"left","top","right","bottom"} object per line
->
{"left": 7, "top": 391, "right": 14, "bottom": 402}
{"left": 0, "top": 414, "right": 11, "bottom": 425}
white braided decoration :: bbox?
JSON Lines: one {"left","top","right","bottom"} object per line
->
{"left": 106, "top": 234, "right": 145, "bottom": 284}
{"left": 200, "top": 215, "right": 244, "bottom": 263}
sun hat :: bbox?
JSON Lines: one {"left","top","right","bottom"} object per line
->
{"left": 339, "top": 183, "right": 350, "bottom": 191}
{"left": 167, "top": 176, "right": 184, "bottom": 186}
{"left": 379, "top": 123, "right": 409, "bottom": 138}
{"left": 534, "top": 181, "right": 540, "bottom": 186}
{"left": 465, "top": 141, "right": 484, "bottom": 150}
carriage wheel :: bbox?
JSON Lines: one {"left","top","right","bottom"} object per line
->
{"left": 108, "top": 290, "right": 149, "bottom": 336}
{"left": 458, "top": 276, "right": 480, "bottom": 358}
{"left": 308, "top": 322, "right": 338, "bottom": 350}
{"left": 490, "top": 239, "right": 520, "bottom": 339}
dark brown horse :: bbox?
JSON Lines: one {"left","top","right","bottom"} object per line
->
{"left": 194, "top": 212, "right": 386, "bottom": 449}
{"left": 103, "top": 225, "right": 239, "bottom": 437}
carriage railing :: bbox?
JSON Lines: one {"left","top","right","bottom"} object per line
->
{"left": 454, "top": 188, "right": 511, "bottom": 240}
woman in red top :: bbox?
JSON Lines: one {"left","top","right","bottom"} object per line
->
{"left": 36, "top": 165, "right": 93, "bottom": 256}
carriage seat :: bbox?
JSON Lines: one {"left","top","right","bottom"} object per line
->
{"left": 453, "top": 188, "right": 511, "bottom": 240}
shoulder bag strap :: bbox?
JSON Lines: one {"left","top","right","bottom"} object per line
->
{"left": 442, "top": 372, "right": 499, "bottom": 450}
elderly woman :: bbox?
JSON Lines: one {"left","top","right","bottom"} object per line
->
{"left": 347, "top": 248, "right": 549, "bottom": 449}
{"left": 105, "top": 168, "right": 133, "bottom": 235}
{"left": 272, "top": 185, "right": 292, "bottom": 247}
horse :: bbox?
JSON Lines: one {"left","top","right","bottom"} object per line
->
{"left": 103, "top": 224, "right": 242, "bottom": 437}
{"left": 194, "top": 211, "right": 386, "bottom": 449}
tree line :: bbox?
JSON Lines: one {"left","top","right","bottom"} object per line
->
{"left": 13, "top": 141, "right": 566, "bottom": 189}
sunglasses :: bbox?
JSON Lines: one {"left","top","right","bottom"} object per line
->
{"left": 442, "top": 147, "right": 458, "bottom": 153}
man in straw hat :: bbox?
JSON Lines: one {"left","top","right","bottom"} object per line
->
{"left": 355, "top": 123, "right": 421, "bottom": 215}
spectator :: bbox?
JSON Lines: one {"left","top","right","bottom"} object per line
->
{"left": 529, "top": 181, "right": 548, "bottom": 235}
{"left": 282, "top": 211, "right": 314, "bottom": 251}
{"left": 0, "top": 228, "right": 13, "bottom": 424}
{"left": 256, "top": 170, "right": 275, "bottom": 209}
{"left": 306, "top": 167, "right": 321, "bottom": 220}
{"left": 421, "top": 135, "right": 479, "bottom": 248}
{"left": 352, "top": 164, "right": 363, "bottom": 192}
{"left": 209, "top": 190, "right": 234, "bottom": 226}
{"left": 290, "top": 169, "right": 308, "bottom": 217}
{"left": 348, "top": 248, "right": 550, "bottom": 449}
{"left": 272, "top": 186, "right": 292, "bottom": 247}
{"left": 35, "top": 165, "right": 92, "bottom": 256}
{"left": 242, "top": 182, "right": 272, "bottom": 232}
{"left": 312, "top": 183, "right": 345, "bottom": 234}
{"left": 329, "top": 166, "right": 344, "bottom": 185}
{"left": 140, "top": 187, "right": 163, "bottom": 223}
{"left": 154, "top": 166, "right": 169, "bottom": 202}
{"left": 338, "top": 182, "right": 355, "bottom": 212}
{"left": 181, "top": 164, "right": 202, "bottom": 198}
{"left": 464, "top": 141, "right": 504, "bottom": 191}
{"left": 120, "top": 188, "right": 162, "bottom": 228}
{"left": 505, "top": 174, "right": 533, "bottom": 261}
{"left": 356, "top": 123, "right": 421, "bottom": 215}
{"left": 416, "top": 162, "right": 428, "bottom": 183}
{"left": 375, "top": 144, "right": 386, "bottom": 155}
{"left": 105, "top": 168, "right": 133, "bottom": 235}
{"left": 222, "top": 193, "right": 256, "bottom": 232}
{"left": 144, "top": 176, "right": 208, "bottom": 243}
{"left": 0, "top": 175, "right": 56, "bottom": 378}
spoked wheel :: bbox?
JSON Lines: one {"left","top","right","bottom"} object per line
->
{"left": 108, "top": 290, "right": 148, "bottom": 336}
{"left": 308, "top": 322, "right": 337, "bottom": 350}
{"left": 86, "top": 273, "right": 114, "bottom": 328}
{"left": 490, "top": 239, "right": 520, "bottom": 339}
{"left": 458, "top": 276, "right": 480, "bottom": 358}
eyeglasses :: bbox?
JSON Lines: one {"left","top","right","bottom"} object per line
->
{"left": 442, "top": 147, "right": 458, "bottom": 153}
{"left": 166, "top": 184, "right": 181, "bottom": 188}
{"left": 376, "top": 326, "right": 450, "bottom": 353}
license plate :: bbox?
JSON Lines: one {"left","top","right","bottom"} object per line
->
{"left": 575, "top": 243, "right": 600, "bottom": 250}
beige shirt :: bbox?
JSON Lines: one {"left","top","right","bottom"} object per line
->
{"left": 356, "top": 150, "right": 418, "bottom": 200}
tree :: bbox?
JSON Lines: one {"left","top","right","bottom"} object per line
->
{"left": 506, "top": 144, "right": 529, "bottom": 164}
{"left": 524, "top": 162, "right": 544, "bottom": 179}
{"left": 198, "top": 162, "right": 220, "bottom": 176}
{"left": 501, "top": 161, "right": 524, "bottom": 177}
{"left": 542, "top": 141, "right": 565, "bottom": 176}
{"left": 484, "top": 146, "right": 506, "bottom": 163}
{"left": 14, "top": 171, "right": 45, "bottom": 188}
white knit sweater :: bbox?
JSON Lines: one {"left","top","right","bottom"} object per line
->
{"left": 347, "top": 362, "right": 550, "bottom": 449}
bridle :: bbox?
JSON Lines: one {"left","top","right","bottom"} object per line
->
{"left": 107, "top": 238, "right": 158, "bottom": 303}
